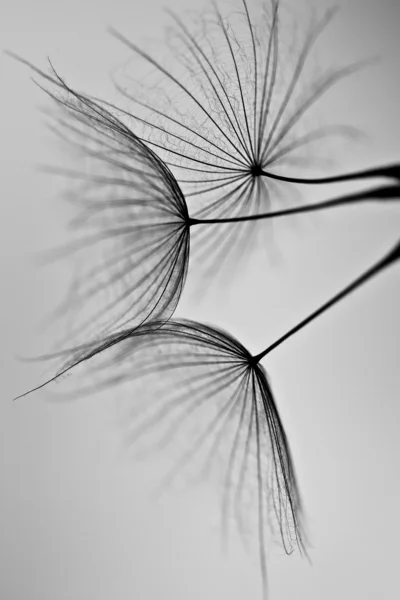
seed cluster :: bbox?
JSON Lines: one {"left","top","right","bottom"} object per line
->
{"left": 11, "top": 1, "right": 400, "bottom": 599}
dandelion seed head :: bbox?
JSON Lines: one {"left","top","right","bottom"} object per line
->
{"left": 22, "top": 63, "right": 192, "bottom": 352}
{"left": 112, "top": 1, "right": 358, "bottom": 212}
{"left": 40, "top": 318, "right": 308, "bottom": 585}
{"left": 109, "top": 0, "right": 363, "bottom": 282}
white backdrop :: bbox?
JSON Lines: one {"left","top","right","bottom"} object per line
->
{"left": 1, "top": 0, "right": 399, "bottom": 598}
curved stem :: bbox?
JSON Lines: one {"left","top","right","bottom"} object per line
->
{"left": 189, "top": 183, "right": 400, "bottom": 226}
{"left": 260, "top": 164, "right": 400, "bottom": 185}
{"left": 253, "top": 239, "right": 400, "bottom": 364}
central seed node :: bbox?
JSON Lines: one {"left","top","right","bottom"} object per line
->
{"left": 250, "top": 163, "right": 263, "bottom": 177}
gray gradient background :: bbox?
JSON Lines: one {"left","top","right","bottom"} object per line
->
{"left": 1, "top": 0, "right": 400, "bottom": 598}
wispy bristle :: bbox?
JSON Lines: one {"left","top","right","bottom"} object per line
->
{"left": 11, "top": 58, "right": 191, "bottom": 352}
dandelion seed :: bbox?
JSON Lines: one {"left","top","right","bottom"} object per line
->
{"left": 14, "top": 237, "right": 400, "bottom": 599}
{"left": 8, "top": 55, "right": 191, "bottom": 347}
{"left": 8, "top": 53, "right": 400, "bottom": 354}
{"left": 109, "top": 0, "right": 400, "bottom": 224}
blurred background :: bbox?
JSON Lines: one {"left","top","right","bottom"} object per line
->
{"left": 1, "top": 0, "right": 399, "bottom": 598}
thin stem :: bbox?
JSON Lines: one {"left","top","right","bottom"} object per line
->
{"left": 253, "top": 239, "right": 400, "bottom": 364}
{"left": 260, "top": 164, "right": 400, "bottom": 185}
{"left": 189, "top": 183, "right": 400, "bottom": 226}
